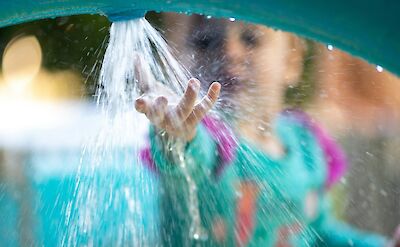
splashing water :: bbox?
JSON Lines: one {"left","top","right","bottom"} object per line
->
{"left": 97, "top": 18, "right": 189, "bottom": 110}
{"left": 61, "top": 17, "right": 325, "bottom": 247}
{"left": 62, "top": 18, "right": 208, "bottom": 246}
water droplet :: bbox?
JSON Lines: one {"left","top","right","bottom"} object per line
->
{"left": 229, "top": 17, "right": 236, "bottom": 22}
{"left": 327, "top": 44, "right": 334, "bottom": 51}
{"left": 257, "top": 124, "right": 266, "bottom": 132}
{"left": 193, "top": 233, "right": 199, "bottom": 240}
{"left": 376, "top": 65, "right": 383, "bottom": 72}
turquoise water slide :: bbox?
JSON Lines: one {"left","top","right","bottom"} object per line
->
{"left": 0, "top": 0, "right": 399, "bottom": 76}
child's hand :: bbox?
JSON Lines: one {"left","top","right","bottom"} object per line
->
{"left": 135, "top": 78, "right": 221, "bottom": 141}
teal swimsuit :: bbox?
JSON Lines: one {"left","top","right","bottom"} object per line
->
{"left": 141, "top": 110, "right": 387, "bottom": 246}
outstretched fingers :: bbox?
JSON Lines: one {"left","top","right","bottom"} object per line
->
{"left": 150, "top": 96, "right": 168, "bottom": 126}
{"left": 173, "top": 78, "right": 200, "bottom": 121}
{"left": 135, "top": 95, "right": 168, "bottom": 126}
{"left": 184, "top": 81, "right": 221, "bottom": 128}
{"left": 135, "top": 79, "right": 220, "bottom": 141}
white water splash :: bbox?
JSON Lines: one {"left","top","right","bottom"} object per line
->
{"left": 63, "top": 18, "right": 207, "bottom": 246}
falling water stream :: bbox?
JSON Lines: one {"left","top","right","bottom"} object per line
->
{"left": 66, "top": 18, "right": 207, "bottom": 245}
{"left": 55, "top": 15, "right": 340, "bottom": 247}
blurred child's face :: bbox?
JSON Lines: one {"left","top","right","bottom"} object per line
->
{"left": 222, "top": 23, "right": 304, "bottom": 114}
{"left": 165, "top": 14, "right": 304, "bottom": 118}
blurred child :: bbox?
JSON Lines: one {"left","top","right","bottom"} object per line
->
{"left": 135, "top": 15, "right": 400, "bottom": 246}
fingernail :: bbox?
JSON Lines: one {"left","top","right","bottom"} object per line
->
{"left": 212, "top": 81, "right": 220, "bottom": 86}
{"left": 156, "top": 96, "right": 168, "bottom": 106}
{"left": 189, "top": 78, "right": 200, "bottom": 91}
{"left": 212, "top": 81, "right": 221, "bottom": 91}
{"left": 135, "top": 98, "right": 145, "bottom": 110}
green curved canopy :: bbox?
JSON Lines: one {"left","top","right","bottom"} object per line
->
{"left": 1, "top": 0, "right": 399, "bottom": 76}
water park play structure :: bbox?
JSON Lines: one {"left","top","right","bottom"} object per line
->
{"left": 0, "top": 1, "right": 399, "bottom": 246}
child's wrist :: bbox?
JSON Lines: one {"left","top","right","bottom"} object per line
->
{"left": 152, "top": 125, "right": 196, "bottom": 143}
{"left": 185, "top": 128, "right": 196, "bottom": 142}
